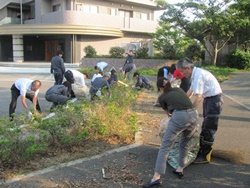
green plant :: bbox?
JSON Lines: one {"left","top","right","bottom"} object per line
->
{"left": 225, "top": 50, "right": 250, "bottom": 70}
{"left": 184, "top": 44, "right": 203, "bottom": 62}
{"left": 136, "top": 46, "right": 149, "bottom": 58}
{"left": 84, "top": 45, "right": 97, "bottom": 58}
{"left": 109, "top": 46, "right": 125, "bottom": 58}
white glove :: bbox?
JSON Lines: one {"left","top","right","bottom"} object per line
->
{"left": 132, "top": 85, "right": 135, "bottom": 89}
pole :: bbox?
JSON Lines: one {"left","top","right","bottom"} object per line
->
{"left": 20, "top": 0, "right": 23, "bottom": 24}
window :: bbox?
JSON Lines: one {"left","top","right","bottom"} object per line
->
{"left": 108, "top": 8, "right": 116, "bottom": 16}
{"left": 76, "top": 4, "right": 83, "bottom": 11}
{"left": 135, "top": 12, "right": 148, "bottom": 20}
{"left": 52, "top": 4, "right": 61, "bottom": 12}
{"left": 119, "top": 10, "right": 131, "bottom": 17}
{"left": 83, "top": 5, "right": 98, "bottom": 14}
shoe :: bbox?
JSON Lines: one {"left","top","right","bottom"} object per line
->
{"left": 153, "top": 102, "right": 161, "bottom": 107}
{"left": 173, "top": 170, "right": 184, "bottom": 179}
{"left": 193, "top": 154, "right": 210, "bottom": 164}
{"left": 142, "top": 179, "right": 162, "bottom": 187}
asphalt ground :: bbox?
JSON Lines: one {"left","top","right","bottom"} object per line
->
{"left": 0, "top": 64, "right": 249, "bottom": 187}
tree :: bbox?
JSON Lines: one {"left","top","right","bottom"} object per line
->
{"left": 160, "top": 0, "right": 236, "bottom": 65}
{"left": 228, "top": 0, "right": 250, "bottom": 52}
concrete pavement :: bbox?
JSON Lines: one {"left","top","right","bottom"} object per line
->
{"left": 0, "top": 63, "right": 249, "bottom": 187}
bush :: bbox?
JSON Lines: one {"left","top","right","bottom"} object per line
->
{"left": 109, "top": 47, "right": 125, "bottom": 58}
{"left": 84, "top": 45, "right": 97, "bottom": 58}
{"left": 162, "top": 43, "right": 176, "bottom": 59}
{"left": 226, "top": 50, "right": 250, "bottom": 69}
{"left": 184, "top": 44, "right": 202, "bottom": 62}
{"left": 136, "top": 47, "right": 149, "bottom": 58}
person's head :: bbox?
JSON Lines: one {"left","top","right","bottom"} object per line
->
{"left": 111, "top": 69, "right": 117, "bottom": 75}
{"left": 62, "top": 81, "right": 70, "bottom": 89}
{"left": 128, "top": 50, "right": 133, "bottom": 55}
{"left": 94, "top": 65, "right": 99, "bottom": 70}
{"left": 83, "top": 73, "right": 89, "bottom": 79}
{"left": 56, "top": 50, "right": 63, "bottom": 57}
{"left": 31, "top": 80, "right": 42, "bottom": 92}
{"left": 103, "top": 73, "right": 110, "bottom": 80}
{"left": 156, "top": 77, "right": 172, "bottom": 93}
{"left": 176, "top": 57, "right": 194, "bottom": 78}
{"left": 133, "top": 72, "right": 139, "bottom": 78}
{"left": 169, "top": 64, "right": 176, "bottom": 74}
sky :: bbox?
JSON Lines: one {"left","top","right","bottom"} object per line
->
{"left": 154, "top": 0, "right": 185, "bottom": 20}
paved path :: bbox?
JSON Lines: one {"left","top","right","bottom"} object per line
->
{"left": 0, "top": 63, "right": 249, "bottom": 187}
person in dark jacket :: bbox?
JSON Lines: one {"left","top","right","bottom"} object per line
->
{"left": 90, "top": 73, "right": 110, "bottom": 100}
{"left": 108, "top": 69, "right": 118, "bottom": 85}
{"left": 45, "top": 81, "right": 71, "bottom": 110}
{"left": 123, "top": 50, "right": 136, "bottom": 83}
{"left": 133, "top": 72, "right": 151, "bottom": 89}
{"left": 50, "top": 50, "right": 65, "bottom": 85}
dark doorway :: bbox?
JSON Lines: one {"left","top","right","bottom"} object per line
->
{"left": 23, "top": 36, "right": 45, "bottom": 61}
{"left": 0, "top": 35, "right": 13, "bottom": 61}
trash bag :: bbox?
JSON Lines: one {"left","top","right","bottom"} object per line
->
{"left": 159, "top": 116, "right": 200, "bottom": 169}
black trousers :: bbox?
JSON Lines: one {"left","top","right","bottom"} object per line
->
{"left": 9, "top": 84, "right": 42, "bottom": 118}
{"left": 54, "top": 73, "right": 64, "bottom": 85}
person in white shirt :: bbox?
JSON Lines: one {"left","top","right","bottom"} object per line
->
{"left": 91, "top": 71, "right": 103, "bottom": 84}
{"left": 64, "top": 69, "right": 89, "bottom": 98}
{"left": 176, "top": 57, "right": 223, "bottom": 164}
{"left": 9, "top": 78, "right": 42, "bottom": 120}
{"left": 94, "top": 62, "right": 108, "bottom": 72}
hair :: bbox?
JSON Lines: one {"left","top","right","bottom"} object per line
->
{"left": 133, "top": 72, "right": 139, "bottom": 77}
{"left": 56, "top": 50, "right": 63, "bottom": 55}
{"left": 32, "top": 80, "right": 42, "bottom": 87}
{"left": 63, "top": 81, "right": 71, "bottom": 88}
{"left": 176, "top": 57, "right": 194, "bottom": 69}
{"left": 169, "top": 64, "right": 176, "bottom": 74}
{"left": 94, "top": 65, "right": 98, "bottom": 70}
{"left": 83, "top": 72, "right": 89, "bottom": 78}
{"left": 156, "top": 77, "right": 172, "bottom": 93}
{"left": 111, "top": 69, "right": 116, "bottom": 75}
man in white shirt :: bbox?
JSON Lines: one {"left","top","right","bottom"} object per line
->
{"left": 64, "top": 69, "right": 89, "bottom": 98}
{"left": 177, "top": 57, "right": 223, "bottom": 164}
{"left": 94, "top": 62, "right": 108, "bottom": 72}
{"left": 9, "top": 78, "right": 42, "bottom": 120}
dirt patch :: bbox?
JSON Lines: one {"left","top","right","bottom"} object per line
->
{"left": 0, "top": 90, "right": 165, "bottom": 182}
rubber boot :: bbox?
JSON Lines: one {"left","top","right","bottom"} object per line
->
{"left": 193, "top": 139, "right": 213, "bottom": 164}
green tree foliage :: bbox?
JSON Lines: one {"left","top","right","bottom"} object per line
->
{"left": 109, "top": 46, "right": 125, "bottom": 58}
{"left": 228, "top": 0, "right": 250, "bottom": 52}
{"left": 84, "top": 45, "right": 97, "bottom": 58}
{"left": 160, "top": 0, "right": 236, "bottom": 65}
{"left": 226, "top": 49, "right": 250, "bottom": 69}
{"left": 136, "top": 43, "right": 149, "bottom": 59}
{"left": 184, "top": 43, "right": 203, "bottom": 61}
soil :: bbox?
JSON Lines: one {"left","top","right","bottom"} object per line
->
{"left": 0, "top": 89, "right": 165, "bottom": 182}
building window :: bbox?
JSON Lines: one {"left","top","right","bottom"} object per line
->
{"left": 135, "top": 12, "right": 148, "bottom": 20}
{"left": 76, "top": 4, "right": 83, "bottom": 11}
{"left": 108, "top": 8, "right": 116, "bottom": 16}
{"left": 119, "top": 10, "right": 131, "bottom": 17}
{"left": 52, "top": 4, "right": 61, "bottom": 12}
{"left": 83, "top": 5, "right": 98, "bottom": 14}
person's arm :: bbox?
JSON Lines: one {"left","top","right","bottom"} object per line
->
{"left": 61, "top": 59, "right": 65, "bottom": 74}
{"left": 135, "top": 76, "right": 142, "bottom": 87}
{"left": 193, "top": 94, "right": 202, "bottom": 108}
{"left": 21, "top": 95, "right": 28, "bottom": 111}
{"left": 163, "top": 68, "right": 168, "bottom": 78}
{"left": 187, "top": 89, "right": 194, "bottom": 98}
{"left": 32, "top": 95, "right": 38, "bottom": 111}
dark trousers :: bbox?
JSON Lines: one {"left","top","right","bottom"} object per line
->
{"left": 180, "top": 77, "right": 191, "bottom": 93}
{"left": 54, "top": 73, "right": 63, "bottom": 85}
{"left": 199, "top": 95, "right": 223, "bottom": 155}
{"left": 9, "top": 84, "right": 42, "bottom": 119}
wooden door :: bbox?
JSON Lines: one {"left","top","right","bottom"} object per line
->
{"left": 45, "top": 40, "right": 58, "bottom": 61}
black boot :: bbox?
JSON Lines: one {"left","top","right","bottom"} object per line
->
{"left": 193, "top": 139, "right": 213, "bottom": 164}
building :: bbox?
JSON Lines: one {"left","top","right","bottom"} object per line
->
{"left": 0, "top": 0, "right": 162, "bottom": 63}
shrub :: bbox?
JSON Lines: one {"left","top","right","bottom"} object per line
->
{"left": 84, "top": 45, "right": 97, "bottom": 58}
{"left": 162, "top": 43, "right": 176, "bottom": 59}
{"left": 136, "top": 46, "right": 149, "bottom": 58}
{"left": 226, "top": 50, "right": 250, "bottom": 70}
{"left": 184, "top": 44, "right": 202, "bottom": 61}
{"left": 109, "top": 46, "right": 125, "bottom": 58}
